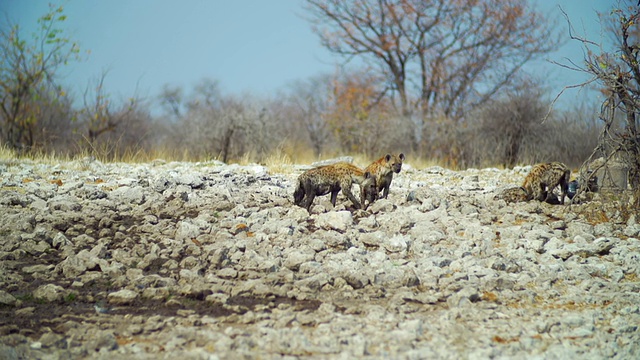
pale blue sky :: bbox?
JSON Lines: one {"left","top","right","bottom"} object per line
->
{"left": 2, "top": 0, "right": 614, "bottom": 110}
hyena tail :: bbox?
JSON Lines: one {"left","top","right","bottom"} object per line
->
{"left": 293, "top": 180, "right": 305, "bottom": 206}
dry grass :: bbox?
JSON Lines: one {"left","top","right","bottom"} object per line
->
{"left": 0, "top": 143, "right": 75, "bottom": 165}
{"left": 78, "top": 139, "right": 216, "bottom": 164}
{"left": 0, "top": 144, "right": 17, "bottom": 163}
{"left": 1, "top": 140, "right": 510, "bottom": 172}
{"left": 263, "top": 147, "right": 294, "bottom": 174}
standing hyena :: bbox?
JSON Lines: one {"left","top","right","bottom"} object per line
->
{"left": 293, "top": 162, "right": 377, "bottom": 212}
{"left": 522, "top": 162, "right": 571, "bottom": 204}
{"left": 365, "top": 153, "right": 405, "bottom": 199}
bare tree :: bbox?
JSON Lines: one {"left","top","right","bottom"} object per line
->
{"left": 454, "top": 73, "right": 600, "bottom": 169}
{"left": 556, "top": 1, "right": 640, "bottom": 204}
{"left": 78, "top": 70, "right": 138, "bottom": 144}
{"left": 29, "top": 88, "right": 75, "bottom": 153}
{"left": 304, "top": 0, "right": 561, "bottom": 152}
{"left": 160, "top": 79, "right": 253, "bottom": 162}
{"left": 0, "top": 5, "right": 80, "bottom": 151}
{"left": 471, "top": 78, "right": 549, "bottom": 167}
{"left": 215, "top": 96, "right": 248, "bottom": 163}
{"left": 158, "top": 84, "right": 184, "bottom": 120}
{"left": 324, "top": 70, "right": 408, "bottom": 156}
{"left": 286, "top": 74, "right": 334, "bottom": 156}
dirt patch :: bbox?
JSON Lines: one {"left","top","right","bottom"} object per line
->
{"left": 1, "top": 293, "right": 323, "bottom": 339}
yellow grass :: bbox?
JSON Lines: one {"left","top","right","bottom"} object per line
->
{"left": 0, "top": 143, "right": 17, "bottom": 162}
{"left": 1, "top": 140, "right": 455, "bottom": 172}
{"left": 263, "top": 147, "right": 294, "bottom": 174}
{"left": 0, "top": 143, "right": 74, "bottom": 165}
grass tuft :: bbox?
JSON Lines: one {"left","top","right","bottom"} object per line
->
{"left": 264, "top": 146, "right": 294, "bottom": 174}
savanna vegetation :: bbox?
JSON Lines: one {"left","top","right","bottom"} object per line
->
{"left": 0, "top": 0, "right": 636, "bottom": 185}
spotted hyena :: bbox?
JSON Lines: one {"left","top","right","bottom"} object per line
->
{"left": 365, "top": 153, "right": 405, "bottom": 199}
{"left": 522, "top": 162, "right": 571, "bottom": 204}
{"left": 293, "top": 162, "right": 377, "bottom": 212}
{"left": 494, "top": 186, "right": 530, "bottom": 203}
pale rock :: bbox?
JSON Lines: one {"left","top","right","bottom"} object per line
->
{"left": 33, "top": 284, "right": 65, "bottom": 302}
{"left": 295, "top": 273, "right": 332, "bottom": 291}
{"left": 107, "top": 289, "right": 138, "bottom": 305}
{"left": 0, "top": 290, "right": 17, "bottom": 306}
{"left": 384, "top": 235, "right": 408, "bottom": 253}
{"left": 319, "top": 230, "right": 350, "bottom": 248}
{"left": 283, "top": 247, "right": 316, "bottom": 271}
{"left": 175, "top": 220, "right": 201, "bottom": 241}
{"left": 315, "top": 211, "right": 353, "bottom": 232}
{"left": 369, "top": 199, "right": 396, "bottom": 213}
{"left": 85, "top": 331, "right": 118, "bottom": 352}
{"left": 360, "top": 232, "right": 383, "bottom": 247}
{"left": 51, "top": 232, "right": 71, "bottom": 248}
{"left": 175, "top": 173, "right": 204, "bottom": 188}
{"left": 38, "top": 332, "right": 66, "bottom": 348}
{"left": 110, "top": 185, "right": 145, "bottom": 205}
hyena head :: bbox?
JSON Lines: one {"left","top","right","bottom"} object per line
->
{"left": 495, "top": 186, "right": 531, "bottom": 203}
{"left": 360, "top": 171, "right": 378, "bottom": 207}
{"left": 385, "top": 153, "right": 405, "bottom": 174}
{"left": 293, "top": 179, "right": 305, "bottom": 206}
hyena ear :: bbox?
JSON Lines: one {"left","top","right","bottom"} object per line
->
{"left": 364, "top": 171, "right": 372, "bottom": 179}
{"left": 385, "top": 154, "right": 392, "bottom": 162}
{"left": 399, "top": 153, "right": 405, "bottom": 161}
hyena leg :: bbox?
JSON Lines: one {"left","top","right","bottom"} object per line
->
{"left": 559, "top": 176, "right": 569, "bottom": 205}
{"left": 382, "top": 184, "right": 390, "bottom": 199}
{"left": 330, "top": 188, "right": 340, "bottom": 207}
{"left": 342, "top": 187, "right": 362, "bottom": 209}
{"left": 303, "top": 193, "right": 317, "bottom": 212}
{"left": 301, "top": 181, "right": 316, "bottom": 211}
{"left": 535, "top": 184, "right": 547, "bottom": 201}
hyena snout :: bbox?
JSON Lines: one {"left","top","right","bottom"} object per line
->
{"left": 364, "top": 187, "right": 378, "bottom": 204}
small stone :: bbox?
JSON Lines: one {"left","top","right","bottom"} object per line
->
{"left": 383, "top": 235, "right": 408, "bottom": 253}
{"left": 33, "top": 284, "right": 65, "bottom": 302}
{"left": 0, "top": 290, "right": 17, "bottom": 306}
{"left": 107, "top": 289, "right": 138, "bottom": 305}
{"left": 217, "top": 267, "right": 238, "bottom": 279}
{"left": 39, "top": 332, "right": 66, "bottom": 348}
{"left": 315, "top": 211, "right": 353, "bottom": 232}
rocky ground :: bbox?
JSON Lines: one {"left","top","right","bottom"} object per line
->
{"left": 0, "top": 157, "right": 639, "bottom": 359}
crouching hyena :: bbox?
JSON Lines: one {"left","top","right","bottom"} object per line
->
{"left": 293, "top": 162, "right": 377, "bottom": 212}
{"left": 365, "top": 153, "right": 405, "bottom": 199}
{"left": 522, "top": 162, "right": 571, "bottom": 204}
{"left": 494, "top": 186, "right": 530, "bottom": 203}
